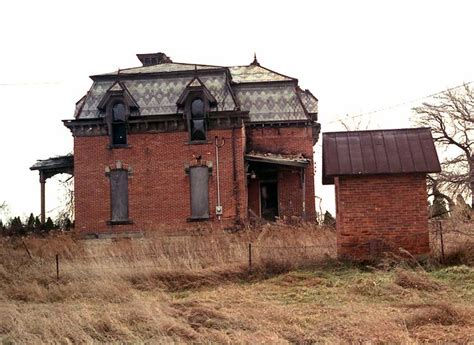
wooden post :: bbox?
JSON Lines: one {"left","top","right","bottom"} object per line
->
{"left": 56, "top": 254, "right": 59, "bottom": 280}
{"left": 40, "top": 172, "right": 46, "bottom": 224}
{"left": 248, "top": 243, "right": 252, "bottom": 272}
{"left": 22, "top": 240, "right": 33, "bottom": 261}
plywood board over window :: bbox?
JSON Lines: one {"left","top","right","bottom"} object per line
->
{"left": 189, "top": 166, "right": 209, "bottom": 220}
{"left": 110, "top": 169, "right": 129, "bottom": 222}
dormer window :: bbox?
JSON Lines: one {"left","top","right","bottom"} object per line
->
{"left": 97, "top": 81, "right": 139, "bottom": 148}
{"left": 190, "top": 98, "right": 206, "bottom": 141}
{"left": 111, "top": 102, "right": 127, "bottom": 146}
{"left": 177, "top": 77, "right": 217, "bottom": 144}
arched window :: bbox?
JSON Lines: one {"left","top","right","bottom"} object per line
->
{"left": 190, "top": 98, "right": 206, "bottom": 141}
{"left": 111, "top": 102, "right": 127, "bottom": 145}
{"left": 112, "top": 103, "right": 126, "bottom": 122}
{"left": 191, "top": 98, "right": 204, "bottom": 118}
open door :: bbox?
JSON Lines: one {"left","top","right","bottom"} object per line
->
{"left": 260, "top": 181, "right": 278, "bottom": 220}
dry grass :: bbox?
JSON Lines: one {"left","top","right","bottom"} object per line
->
{"left": 1, "top": 222, "right": 473, "bottom": 343}
{"left": 394, "top": 268, "right": 443, "bottom": 291}
{"left": 430, "top": 217, "right": 474, "bottom": 265}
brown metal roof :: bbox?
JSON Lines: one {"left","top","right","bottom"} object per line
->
{"left": 322, "top": 128, "right": 441, "bottom": 185}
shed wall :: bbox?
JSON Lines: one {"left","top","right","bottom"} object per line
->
{"left": 335, "top": 173, "right": 430, "bottom": 260}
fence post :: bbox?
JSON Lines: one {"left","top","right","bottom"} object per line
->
{"left": 56, "top": 254, "right": 59, "bottom": 280}
{"left": 248, "top": 243, "right": 252, "bottom": 272}
{"left": 439, "top": 221, "right": 445, "bottom": 263}
{"left": 22, "top": 240, "right": 33, "bottom": 261}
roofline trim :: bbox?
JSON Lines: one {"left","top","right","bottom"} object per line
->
{"left": 323, "top": 127, "right": 433, "bottom": 136}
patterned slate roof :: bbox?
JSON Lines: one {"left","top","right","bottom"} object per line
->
{"left": 234, "top": 84, "right": 308, "bottom": 122}
{"left": 79, "top": 73, "right": 236, "bottom": 118}
{"left": 229, "top": 65, "right": 294, "bottom": 83}
{"left": 297, "top": 88, "right": 318, "bottom": 114}
{"left": 322, "top": 128, "right": 441, "bottom": 185}
{"left": 98, "top": 62, "right": 222, "bottom": 76}
{"left": 76, "top": 57, "right": 318, "bottom": 123}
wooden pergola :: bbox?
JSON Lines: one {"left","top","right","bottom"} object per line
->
{"left": 30, "top": 155, "right": 74, "bottom": 223}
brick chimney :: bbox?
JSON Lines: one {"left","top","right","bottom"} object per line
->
{"left": 136, "top": 52, "right": 173, "bottom": 66}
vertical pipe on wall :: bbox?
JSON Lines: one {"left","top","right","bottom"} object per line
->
{"left": 232, "top": 126, "right": 241, "bottom": 222}
{"left": 215, "top": 137, "right": 225, "bottom": 220}
{"left": 301, "top": 167, "right": 306, "bottom": 221}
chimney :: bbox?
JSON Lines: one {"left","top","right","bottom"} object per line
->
{"left": 136, "top": 52, "right": 173, "bottom": 66}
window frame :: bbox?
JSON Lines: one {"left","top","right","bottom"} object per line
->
{"left": 187, "top": 165, "right": 211, "bottom": 221}
{"left": 106, "top": 168, "right": 133, "bottom": 225}
{"left": 185, "top": 93, "right": 209, "bottom": 143}
{"left": 107, "top": 99, "right": 130, "bottom": 148}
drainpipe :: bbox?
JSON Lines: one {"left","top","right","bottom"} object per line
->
{"left": 215, "top": 137, "right": 225, "bottom": 220}
{"left": 232, "top": 126, "right": 241, "bottom": 222}
{"left": 301, "top": 167, "right": 306, "bottom": 221}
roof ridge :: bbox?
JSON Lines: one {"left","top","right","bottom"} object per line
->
{"left": 323, "top": 127, "right": 432, "bottom": 135}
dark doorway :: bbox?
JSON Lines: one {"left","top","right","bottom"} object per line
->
{"left": 260, "top": 182, "right": 278, "bottom": 220}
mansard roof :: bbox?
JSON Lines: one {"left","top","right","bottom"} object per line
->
{"left": 74, "top": 53, "right": 318, "bottom": 123}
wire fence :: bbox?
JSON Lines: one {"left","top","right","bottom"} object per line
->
{"left": 15, "top": 232, "right": 335, "bottom": 280}
{"left": 10, "top": 220, "right": 472, "bottom": 280}
{"left": 429, "top": 219, "right": 474, "bottom": 263}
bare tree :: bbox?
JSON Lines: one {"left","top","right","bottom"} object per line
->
{"left": 56, "top": 176, "right": 74, "bottom": 230}
{"left": 339, "top": 114, "right": 372, "bottom": 131}
{"left": 413, "top": 83, "right": 474, "bottom": 208}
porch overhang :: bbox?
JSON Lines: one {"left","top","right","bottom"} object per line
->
{"left": 245, "top": 152, "right": 310, "bottom": 168}
{"left": 30, "top": 154, "right": 74, "bottom": 223}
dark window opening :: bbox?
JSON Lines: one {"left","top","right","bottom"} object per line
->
{"left": 112, "top": 103, "right": 126, "bottom": 122}
{"left": 260, "top": 182, "right": 278, "bottom": 220}
{"left": 190, "top": 166, "right": 209, "bottom": 219}
{"left": 110, "top": 170, "right": 129, "bottom": 222}
{"left": 111, "top": 102, "right": 127, "bottom": 145}
{"left": 191, "top": 119, "right": 206, "bottom": 141}
{"left": 112, "top": 123, "right": 127, "bottom": 145}
{"left": 191, "top": 98, "right": 204, "bottom": 118}
{"left": 190, "top": 98, "right": 206, "bottom": 141}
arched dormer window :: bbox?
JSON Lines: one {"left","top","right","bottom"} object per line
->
{"left": 176, "top": 77, "right": 217, "bottom": 143}
{"left": 97, "top": 81, "right": 139, "bottom": 148}
{"left": 190, "top": 98, "right": 206, "bottom": 141}
{"left": 111, "top": 102, "right": 127, "bottom": 145}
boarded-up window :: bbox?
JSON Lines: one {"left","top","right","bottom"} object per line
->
{"left": 190, "top": 166, "right": 209, "bottom": 219}
{"left": 110, "top": 169, "right": 129, "bottom": 221}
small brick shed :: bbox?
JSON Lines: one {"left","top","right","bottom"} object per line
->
{"left": 322, "top": 128, "right": 441, "bottom": 260}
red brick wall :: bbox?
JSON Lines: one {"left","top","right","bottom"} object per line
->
{"left": 74, "top": 127, "right": 246, "bottom": 234}
{"left": 335, "top": 174, "right": 430, "bottom": 260}
{"left": 246, "top": 126, "right": 316, "bottom": 220}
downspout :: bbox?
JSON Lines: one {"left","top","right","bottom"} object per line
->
{"left": 215, "top": 137, "right": 225, "bottom": 220}
{"left": 301, "top": 167, "right": 306, "bottom": 220}
{"left": 232, "top": 126, "right": 241, "bottom": 222}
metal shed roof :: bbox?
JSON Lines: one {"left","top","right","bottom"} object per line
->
{"left": 322, "top": 128, "right": 441, "bottom": 185}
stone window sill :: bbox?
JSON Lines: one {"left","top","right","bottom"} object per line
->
{"left": 108, "top": 144, "right": 132, "bottom": 150}
{"left": 107, "top": 219, "right": 134, "bottom": 225}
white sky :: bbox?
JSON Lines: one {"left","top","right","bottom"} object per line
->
{"left": 1, "top": 0, "right": 473, "bottom": 222}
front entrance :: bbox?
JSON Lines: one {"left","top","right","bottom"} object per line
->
{"left": 260, "top": 181, "right": 278, "bottom": 220}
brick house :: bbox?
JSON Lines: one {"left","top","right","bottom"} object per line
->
{"left": 53, "top": 53, "right": 320, "bottom": 235}
{"left": 322, "top": 128, "right": 441, "bottom": 260}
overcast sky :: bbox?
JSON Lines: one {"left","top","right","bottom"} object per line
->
{"left": 1, "top": 0, "right": 473, "bottom": 222}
